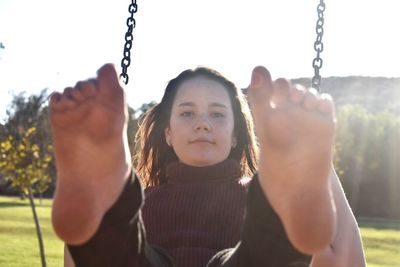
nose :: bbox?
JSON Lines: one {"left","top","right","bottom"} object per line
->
{"left": 194, "top": 114, "right": 211, "bottom": 131}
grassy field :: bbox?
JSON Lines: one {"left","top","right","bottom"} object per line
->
{"left": 1, "top": 196, "right": 400, "bottom": 267}
{"left": 0, "top": 196, "right": 64, "bottom": 267}
{"left": 359, "top": 218, "right": 400, "bottom": 267}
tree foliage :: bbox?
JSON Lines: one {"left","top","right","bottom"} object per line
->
{"left": 334, "top": 105, "right": 400, "bottom": 219}
{"left": 0, "top": 89, "right": 52, "bottom": 267}
{"left": 0, "top": 127, "right": 53, "bottom": 196}
{"left": 0, "top": 89, "right": 54, "bottom": 196}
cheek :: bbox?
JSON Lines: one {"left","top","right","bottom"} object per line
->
{"left": 217, "top": 119, "right": 235, "bottom": 134}
{"left": 216, "top": 123, "right": 235, "bottom": 143}
{"left": 169, "top": 120, "right": 190, "bottom": 140}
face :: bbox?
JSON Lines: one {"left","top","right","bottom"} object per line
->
{"left": 165, "top": 77, "right": 236, "bottom": 167}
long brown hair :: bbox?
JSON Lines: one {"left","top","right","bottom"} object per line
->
{"left": 134, "top": 67, "right": 258, "bottom": 187}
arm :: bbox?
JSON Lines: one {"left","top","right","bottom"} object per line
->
{"left": 311, "top": 167, "right": 366, "bottom": 267}
{"left": 64, "top": 245, "right": 75, "bottom": 267}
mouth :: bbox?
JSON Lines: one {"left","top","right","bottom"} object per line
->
{"left": 189, "top": 138, "right": 214, "bottom": 144}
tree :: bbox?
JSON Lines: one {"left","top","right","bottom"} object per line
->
{"left": 334, "top": 105, "right": 371, "bottom": 213}
{"left": 355, "top": 111, "right": 400, "bottom": 218}
{"left": 0, "top": 90, "right": 53, "bottom": 267}
{"left": 334, "top": 104, "right": 400, "bottom": 219}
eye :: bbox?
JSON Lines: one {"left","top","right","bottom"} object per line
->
{"left": 181, "top": 111, "right": 194, "bottom": 117}
{"left": 210, "top": 112, "right": 225, "bottom": 118}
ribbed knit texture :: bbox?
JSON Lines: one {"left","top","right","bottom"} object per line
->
{"left": 142, "top": 159, "right": 248, "bottom": 267}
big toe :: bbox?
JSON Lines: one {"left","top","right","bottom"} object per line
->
{"left": 248, "top": 66, "right": 273, "bottom": 112}
{"left": 97, "top": 64, "right": 124, "bottom": 100}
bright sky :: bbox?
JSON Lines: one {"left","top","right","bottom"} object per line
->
{"left": 0, "top": 0, "right": 399, "bottom": 121}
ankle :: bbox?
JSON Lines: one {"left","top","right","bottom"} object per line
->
{"left": 278, "top": 189, "right": 336, "bottom": 254}
{"left": 52, "top": 186, "right": 104, "bottom": 245}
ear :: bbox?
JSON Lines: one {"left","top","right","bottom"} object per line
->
{"left": 231, "top": 134, "right": 237, "bottom": 148}
{"left": 165, "top": 127, "right": 172, "bottom": 146}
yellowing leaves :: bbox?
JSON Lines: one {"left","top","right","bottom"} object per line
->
{"left": 43, "top": 155, "right": 52, "bottom": 163}
{"left": 26, "top": 127, "right": 37, "bottom": 137}
{"left": 17, "top": 144, "right": 26, "bottom": 151}
{"left": 32, "top": 144, "right": 40, "bottom": 152}
{"left": 0, "top": 140, "right": 12, "bottom": 152}
{"left": 0, "top": 129, "right": 53, "bottom": 196}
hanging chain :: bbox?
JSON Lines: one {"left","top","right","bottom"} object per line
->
{"left": 0, "top": 42, "right": 4, "bottom": 60}
{"left": 311, "top": 0, "right": 326, "bottom": 92}
{"left": 120, "top": 0, "right": 138, "bottom": 85}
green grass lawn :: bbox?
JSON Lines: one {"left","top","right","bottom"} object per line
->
{"left": 359, "top": 219, "right": 400, "bottom": 267}
{"left": 1, "top": 196, "right": 400, "bottom": 267}
{"left": 0, "top": 196, "right": 64, "bottom": 267}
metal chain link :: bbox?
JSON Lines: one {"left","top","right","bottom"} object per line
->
{"left": 0, "top": 42, "right": 4, "bottom": 60}
{"left": 311, "top": 0, "right": 326, "bottom": 92}
{"left": 120, "top": 0, "right": 138, "bottom": 85}
{"left": 119, "top": 1, "right": 324, "bottom": 90}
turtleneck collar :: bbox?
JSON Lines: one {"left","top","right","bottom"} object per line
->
{"left": 166, "top": 159, "right": 242, "bottom": 184}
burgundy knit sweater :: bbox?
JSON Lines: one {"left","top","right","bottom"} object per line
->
{"left": 68, "top": 160, "right": 311, "bottom": 267}
{"left": 142, "top": 159, "right": 249, "bottom": 267}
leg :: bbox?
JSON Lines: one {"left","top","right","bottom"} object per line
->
{"left": 207, "top": 176, "right": 311, "bottom": 267}
{"left": 50, "top": 64, "right": 173, "bottom": 266}
{"left": 247, "top": 66, "right": 337, "bottom": 254}
{"left": 66, "top": 173, "right": 174, "bottom": 267}
{"left": 51, "top": 64, "right": 131, "bottom": 245}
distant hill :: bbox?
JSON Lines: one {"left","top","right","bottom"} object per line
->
{"left": 291, "top": 76, "right": 400, "bottom": 114}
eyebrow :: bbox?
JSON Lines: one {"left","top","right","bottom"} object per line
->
{"left": 177, "top": 102, "right": 228, "bottom": 109}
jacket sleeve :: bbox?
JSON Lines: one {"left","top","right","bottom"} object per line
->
{"left": 67, "top": 173, "right": 173, "bottom": 267}
{"left": 208, "top": 174, "right": 312, "bottom": 267}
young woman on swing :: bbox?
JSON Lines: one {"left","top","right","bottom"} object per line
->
{"left": 50, "top": 64, "right": 366, "bottom": 266}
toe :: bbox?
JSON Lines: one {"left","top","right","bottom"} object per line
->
{"left": 63, "top": 87, "right": 74, "bottom": 100}
{"left": 57, "top": 88, "right": 79, "bottom": 109}
{"left": 49, "top": 91, "right": 78, "bottom": 114}
{"left": 73, "top": 81, "right": 92, "bottom": 102}
{"left": 58, "top": 94, "right": 78, "bottom": 110}
{"left": 97, "top": 64, "right": 123, "bottom": 101}
{"left": 303, "top": 88, "right": 319, "bottom": 110}
{"left": 248, "top": 66, "right": 273, "bottom": 112}
{"left": 289, "top": 84, "right": 306, "bottom": 104}
{"left": 79, "top": 79, "right": 98, "bottom": 98}
{"left": 49, "top": 92, "right": 64, "bottom": 112}
{"left": 272, "top": 78, "right": 290, "bottom": 107}
{"left": 317, "top": 94, "right": 335, "bottom": 115}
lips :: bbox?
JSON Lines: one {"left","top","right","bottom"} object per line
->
{"left": 189, "top": 138, "right": 214, "bottom": 144}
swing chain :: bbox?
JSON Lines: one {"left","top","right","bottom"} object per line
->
{"left": 311, "top": 0, "right": 325, "bottom": 92}
{"left": 120, "top": 0, "right": 138, "bottom": 85}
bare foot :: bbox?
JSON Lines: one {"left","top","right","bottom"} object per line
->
{"left": 248, "top": 66, "right": 336, "bottom": 254}
{"left": 51, "top": 64, "right": 131, "bottom": 245}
